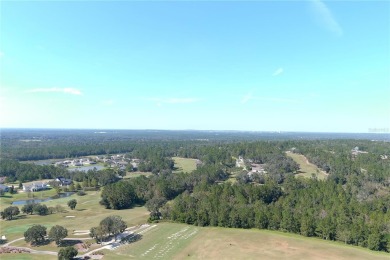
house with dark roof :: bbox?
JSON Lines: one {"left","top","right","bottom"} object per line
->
{"left": 56, "top": 177, "right": 72, "bottom": 186}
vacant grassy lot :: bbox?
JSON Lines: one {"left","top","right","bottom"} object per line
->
{"left": 101, "top": 223, "right": 389, "bottom": 260}
{"left": 172, "top": 157, "right": 197, "bottom": 173}
{"left": 286, "top": 152, "right": 328, "bottom": 180}
{"left": 174, "top": 226, "right": 389, "bottom": 260}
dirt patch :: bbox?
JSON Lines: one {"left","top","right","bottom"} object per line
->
{"left": 0, "top": 246, "right": 31, "bottom": 254}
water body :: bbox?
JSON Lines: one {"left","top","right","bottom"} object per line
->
{"left": 12, "top": 192, "right": 74, "bottom": 205}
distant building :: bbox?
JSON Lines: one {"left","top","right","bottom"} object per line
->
{"left": 55, "top": 177, "right": 72, "bottom": 186}
{"left": 23, "top": 182, "right": 48, "bottom": 192}
{"left": 0, "top": 184, "right": 10, "bottom": 192}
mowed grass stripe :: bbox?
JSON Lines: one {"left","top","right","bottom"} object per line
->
{"left": 105, "top": 223, "right": 200, "bottom": 259}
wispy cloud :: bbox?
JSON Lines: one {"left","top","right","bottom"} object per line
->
{"left": 0, "top": 51, "right": 4, "bottom": 58}
{"left": 309, "top": 0, "right": 343, "bottom": 36}
{"left": 241, "top": 93, "right": 298, "bottom": 104}
{"left": 145, "top": 97, "right": 199, "bottom": 105}
{"left": 272, "top": 67, "right": 284, "bottom": 77}
{"left": 26, "top": 87, "right": 82, "bottom": 95}
{"left": 102, "top": 99, "right": 114, "bottom": 106}
{"left": 241, "top": 93, "right": 253, "bottom": 104}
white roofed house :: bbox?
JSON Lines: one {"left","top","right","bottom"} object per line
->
{"left": 23, "top": 182, "right": 48, "bottom": 192}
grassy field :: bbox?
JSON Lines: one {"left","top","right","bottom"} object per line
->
{"left": 104, "top": 222, "right": 200, "bottom": 259}
{"left": 2, "top": 190, "right": 389, "bottom": 260}
{"left": 0, "top": 254, "right": 57, "bottom": 260}
{"left": 124, "top": 172, "right": 153, "bottom": 179}
{"left": 286, "top": 152, "right": 328, "bottom": 180}
{"left": 0, "top": 190, "right": 149, "bottom": 245}
{"left": 173, "top": 226, "right": 389, "bottom": 260}
{"left": 172, "top": 157, "right": 197, "bottom": 173}
{"left": 103, "top": 223, "right": 389, "bottom": 260}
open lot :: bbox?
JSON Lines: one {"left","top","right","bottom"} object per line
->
{"left": 174, "top": 226, "right": 389, "bottom": 260}
{"left": 286, "top": 152, "right": 328, "bottom": 180}
{"left": 105, "top": 223, "right": 389, "bottom": 260}
{"left": 172, "top": 157, "right": 197, "bottom": 173}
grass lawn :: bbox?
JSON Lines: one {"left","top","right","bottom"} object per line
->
{"left": 100, "top": 223, "right": 390, "bottom": 260}
{"left": 172, "top": 157, "right": 197, "bottom": 173}
{"left": 0, "top": 188, "right": 58, "bottom": 209}
{"left": 286, "top": 152, "right": 328, "bottom": 180}
{"left": 174, "top": 226, "right": 390, "bottom": 260}
{"left": 0, "top": 254, "right": 57, "bottom": 260}
{"left": 104, "top": 222, "right": 200, "bottom": 259}
{"left": 124, "top": 172, "right": 153, "bottom": 179}
{"left": 0, "top": 190, "right": 149, "bottom": 244}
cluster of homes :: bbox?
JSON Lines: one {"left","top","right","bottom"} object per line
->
{"left": 55, "top": 158, "right": 97, "bottom": 167}
{"left": 53, "top": 154, "right": 139, "bottom": 170}
{"left": 0, "top": 177, "right": 73, "bottom": 193}
{"left": 236, "top": 156, "right": 266, "bottom": 176}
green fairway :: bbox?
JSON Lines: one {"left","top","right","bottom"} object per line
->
{"left": 172, "top": 157, "right": 197, "bottom": 173}
{"left": 286, "top": 152, "right": 328, "bottom": 180}
{"left": 0, "top": 190, "right": 149, "bottom": 243}
{"left": 104, "top": 222, "right": 200, "bottom": 259}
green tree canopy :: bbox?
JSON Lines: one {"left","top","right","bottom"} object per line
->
{"left": 24, "top": 225, "right": 47, "bottom": 246}
{"left": 67, "top": 199, "right": 77, "bottom": 210}
{"left": 48, "top": 225, "right": 68, "bottom": 246}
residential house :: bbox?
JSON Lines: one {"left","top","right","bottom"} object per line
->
{"left": 0, "top": 184, "right": 9, "bottom": 192}
{"left": 23, "top": 182, "right": 48, "bottom": 192}
{"left": 56, "top": 177, "right": 73, "bottom": 186}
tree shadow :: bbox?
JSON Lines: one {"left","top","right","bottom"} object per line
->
{"left": 120, "top": 233, "right": 143, "bottom": 245}
{"left": 33, "top": 239, "right": 51, "bottom": 247}
{"left": 59, "top": 239, "right": 83, "bottom": 247}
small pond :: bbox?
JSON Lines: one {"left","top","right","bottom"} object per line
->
{"left": 12, "top": 192, "right": 75, "bottom": 205}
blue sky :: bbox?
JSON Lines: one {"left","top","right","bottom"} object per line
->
{"left": 1, "top": 0, "right": 389, "bottom": 132}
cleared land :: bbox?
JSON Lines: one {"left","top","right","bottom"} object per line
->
{"left": 174, "top": 226, "right": 389, "bottom": 260}
{"left": 103, "top": 223, "right": 389, "bottom": 260}
{"left": 172, "top": 157, "right": 197, "bottom": 173}
{"left": 286, "top": 152, "right": 328, "bottom": 180}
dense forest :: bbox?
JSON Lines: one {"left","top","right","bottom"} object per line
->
{"left": 0, "top": 129, "right": 389, "bottom": 252}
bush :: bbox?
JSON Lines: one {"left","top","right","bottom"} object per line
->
{"left": 77, "top": 190, "right": 86, "bottom": 196}
{"left": 58, "top": 246, "right": 78, "bottom": 260}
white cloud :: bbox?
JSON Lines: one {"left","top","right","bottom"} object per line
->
{"left": 309, "top": 0, "right": 343, "bottom": 36}
{"left": 146, "top": 97, "right": 199, "bottom": 104}
{"left": 26, "top": 87, "right": 82, "bottom": 95}
{"left": 272, "top": 67, "right": 284, "bottom": 77}
{"left": 0, "top": 51, "right": 4, "bottom": 58}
